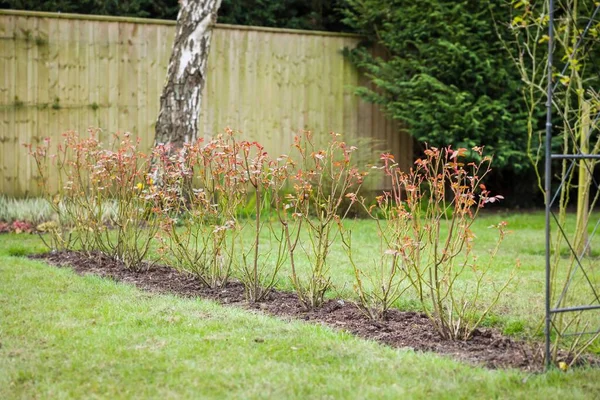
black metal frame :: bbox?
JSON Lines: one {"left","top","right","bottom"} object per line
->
{"left": 545, "top": 0, "right": 600, "bottom": 369}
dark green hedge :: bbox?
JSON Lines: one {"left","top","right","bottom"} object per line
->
{"left": 342, "top": 0, "right": 530, "bottom": 172}
{"left": 0, "top": 0, "right": 347, "bottom": 31}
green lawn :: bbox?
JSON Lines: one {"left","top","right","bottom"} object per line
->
{"left": 1, "top": 212, "right": 599, "bottom": 399}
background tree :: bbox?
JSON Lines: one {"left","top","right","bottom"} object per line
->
{"left": 0, "top": 0, "right": 346, "bottom": 31}
{"left": 154, "top": 0, "right": 222, "bottom": 149}
{"left": 0, "top": 0, "right": 180, "bottom": 18}
{"left": 341, "top": 1, "right": 530, "bottom": 172}
{"left": 218, "top": 0, "right": 347, "bottom": 31}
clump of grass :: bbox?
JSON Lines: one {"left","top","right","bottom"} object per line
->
{"left": 503, "top": 320, "right": 526, "bottom": 336}
{"left": 13, "top": 96, "right": 24, "bottom": 109}
{"left": 0, "top": 196, "right": 119, "bottom": 227}
{"left": 0, "top": 196, "right": 54, "bottom": 225}
{"left": 7, "top": 245, "right": 30, "bottom": 257}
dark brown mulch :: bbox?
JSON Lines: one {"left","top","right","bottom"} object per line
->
{"left": 29, "top": 251, "right": 583, "bottom": 371}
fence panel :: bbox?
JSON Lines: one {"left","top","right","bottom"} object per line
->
{"left": 0, "top": 10, "right": 412, "bottom": 196}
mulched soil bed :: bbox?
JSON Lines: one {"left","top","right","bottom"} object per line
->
{"left": 30, "top": 250, "right": 593, "bottom": 371}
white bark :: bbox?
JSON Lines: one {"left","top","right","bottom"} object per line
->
{"left": 155, "top": 0, "right": 222, "bottom": 150}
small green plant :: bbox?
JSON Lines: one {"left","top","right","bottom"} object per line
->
{"left": 155, "top": 133, "right": 245, "bottom": 288}
{"left": 28, "top": 138, "right": 76, "bottom": 251}
{"left": 7, "top": 245, "right": 29, "bottom": 257}
{"left": 282, "top": 131, "right": 366, "bottom": 309}
{"left": 503, "top": 320, "right": 526, "bottom": 336}
{"left": 35, "top": 36, "right": 48, "bottom": 47}
{"left": 29, "top": 130, "right": 160, "bottom": 269}
{"left": 155, "top": 131, "right": 289, "bottom": 302}
{"left": 346, "top": 146, "right": 514, "bottom": 340}
{"left": 13, "top": 96, "right": 24, "bottom": 109}
{"left": 235, "top": 140, "right": 290, "bottom": 302}
{"left": 21, "top": 29, "right": 32, "bottom": 42}
{"left": 340, "top": 179, "right": 410, "bottom": 320}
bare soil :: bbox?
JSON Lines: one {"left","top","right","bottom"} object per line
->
{"left": 30, "top": 251, "right": 592, "bottom": 371}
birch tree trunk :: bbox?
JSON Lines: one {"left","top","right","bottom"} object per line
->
{"left": 154, "top": 0, "right": 222, "bottom": 149}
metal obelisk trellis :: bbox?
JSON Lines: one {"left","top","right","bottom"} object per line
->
{"left": 544, "top": 0, "right": 600, "bottom": 369}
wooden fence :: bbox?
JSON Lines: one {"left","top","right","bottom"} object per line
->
{"left": 0, "top": 9, "right": 412, "bottom": 197}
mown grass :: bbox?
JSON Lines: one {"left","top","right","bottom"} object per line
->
{"left": 1, "top": 243, "right": 600, "bottom": 399}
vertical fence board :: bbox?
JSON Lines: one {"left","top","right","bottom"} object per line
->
{"left": 25, "top": 16, "right": 39, "bottom": 194}
{"left": 78, "top": 19, "right": 90, "bottom": 137}
{"left": 67, "top": 19, "right": 79, "bottom": 134}
{"left": 0, "top": 16, "right": 16, "bottom": 194}
{"left": 127, "top": 24, "right": 140, "bottom": 141}
{"left": 294, "top": 34, "right": 307, "bottom": 133}
{"left": 117, "top": 22, "right": 129, "bottom": 135}
{"left": 107, "top": 21, "right": 119, "bottom": 138}
{"left": 56, "top": 18, "right": 68, "bottom": 139}
{"left": 145, "top": 24, "right": 159, "bottom": 145}
{"left": 33, "top": 17, "right": 49, "bottom": 192}
{"left": 155, "top": 24, "right": 172, "bottom": 142}
{"left": 2, "top": 17, "right": 12, "bottom": 192}
{"left": 86, "top": 21, "right": 97, "bottom": 130}
{"left": 136, "top": 23, "right": 148, "bottom": 151}
{"left": 14, "top": 17, "right": 31, "bottom": 194}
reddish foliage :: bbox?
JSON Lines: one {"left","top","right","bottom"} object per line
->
{"left": 0, "top": 222, "right": 10, "bottom": 233}
{"left": 0, "top": 220, "right": 35, "bottom": 234}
